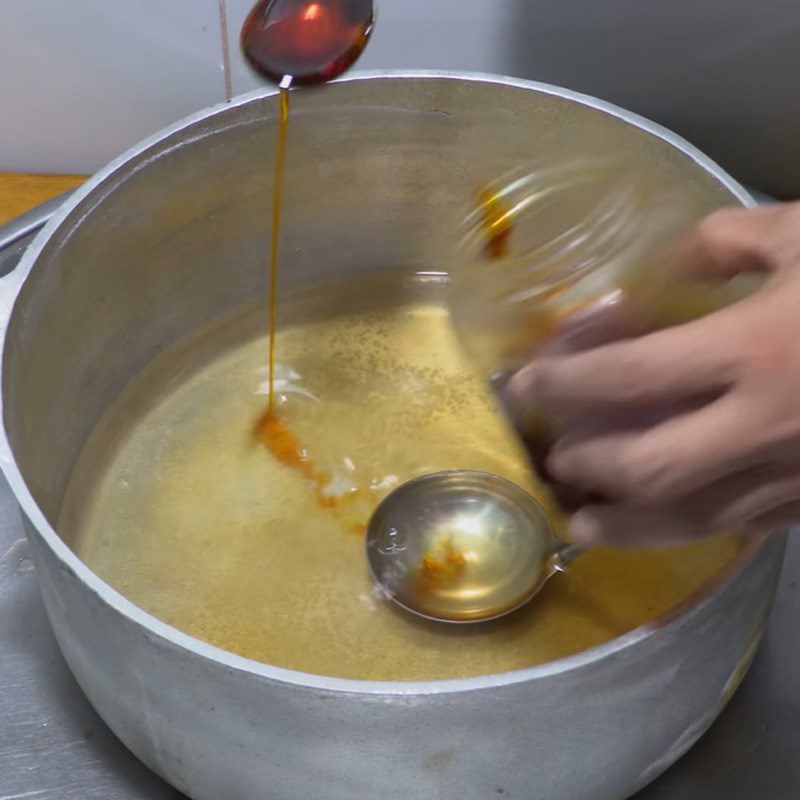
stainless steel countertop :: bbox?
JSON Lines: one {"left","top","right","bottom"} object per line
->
{"left": 1, "top": 204, "right": 798, "bottom": 799}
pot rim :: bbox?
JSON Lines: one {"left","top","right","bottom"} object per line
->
{"left": 0, "top": 69, "right": 760, "bottom": 697}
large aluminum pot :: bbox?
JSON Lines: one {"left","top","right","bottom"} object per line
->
{"left": 0, "top": 72, "right": 785, "bottom": 800}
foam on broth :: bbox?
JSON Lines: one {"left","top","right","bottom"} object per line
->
{"left": 60, "top": 275, "right": 739, "bottom": 681}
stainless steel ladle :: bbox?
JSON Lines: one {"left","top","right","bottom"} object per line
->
{"left": 365, "top": 470, "right": 584, "bottom": 623}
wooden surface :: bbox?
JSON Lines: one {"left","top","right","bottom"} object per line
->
{"left": 0, "top": 172, "right": 86, "bottom": 226}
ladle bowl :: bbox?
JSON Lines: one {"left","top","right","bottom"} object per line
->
{"left": 366, "top": 470, "right": 583, "bottom": 622}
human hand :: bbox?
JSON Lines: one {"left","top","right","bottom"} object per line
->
{"left": 505, "top": 201, "right": 800, "bottom": 547}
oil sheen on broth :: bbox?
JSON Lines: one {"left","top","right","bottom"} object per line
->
{"left": 61, "top": 286, "right": 739, "bottom": 682}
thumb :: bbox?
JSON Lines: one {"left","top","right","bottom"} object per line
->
{"left": 673, "top": 203, "right": 800, "bottom": 282}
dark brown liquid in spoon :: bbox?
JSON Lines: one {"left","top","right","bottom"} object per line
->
{"left": 242, "top": 0, "right": 374, "bottom": 86}
{"left": 241, "top": 0, "right": 374, "bottom": 488}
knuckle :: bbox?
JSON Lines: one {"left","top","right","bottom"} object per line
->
{"left": 696, "top": 210, "right": 740, "bottom": 253}
{"left": 615, "top": 445, "right": 678, "bottom": 502}
{"left": 739, "top": 318, "right": 796, "bottom": 380}
{"left": 526, "top": 360, "right": 554, "bottom": 400}
{"left": 697, "top": 210, "right": 773, "bottom": 271}
{"left": 758, "top": 406, "right": 800, "bottom": 454}
{"left": 507, "top": 361, "right": 552, "bottom": 407}
{"left": 607, "top": 349, "right": 653, "bottom": 403}
{"left": 547, "top": 435, "right": 595, "bottom": 485}
{"left": 545, "top": 438, "right": 573, "bottom": 480}
{"left": 740, "top": 521, "right": 768, "bottom": 538}
{"left": 709, "top": 505, "right": 743, "bottom": 534}
{"left": 666, "top": 512, "right": 707, "bottom": 543}
{"left": 710, "top": 503, "right": 741, "bottom": 532}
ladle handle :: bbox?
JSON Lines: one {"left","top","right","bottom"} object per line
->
{"left": 551, "top": 543, "right": 586, "bottom": 571}
{"left": 0, "top": 189, "right": 74, "bottom": 254}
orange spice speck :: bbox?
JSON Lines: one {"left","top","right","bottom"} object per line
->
{"left": 418, "top": 537, "right": 467, "bottom": 588}
{"left": 255, "top": 409, "right": 364, "bottom": 522}
{"left": 256, "top": 410, "right": 313, "bottom": 477}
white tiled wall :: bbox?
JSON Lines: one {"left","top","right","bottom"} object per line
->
{"left": 1, "top": 1, "right": 228, "bottom": 175}
{"left": 1, "top": 0, "right": 798, "bottom": 196}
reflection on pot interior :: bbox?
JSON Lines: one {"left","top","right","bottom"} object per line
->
{"left": 60, "top": 273, "right": 739, "bottom": 682}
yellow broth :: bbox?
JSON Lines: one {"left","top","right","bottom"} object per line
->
{"left": 61, "top": 294, "right": 739, "bottom": 681}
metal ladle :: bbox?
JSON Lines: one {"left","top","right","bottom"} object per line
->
{"left": 365, "top": 470, "right": 584, "bottom": 623}
{"left": 241, "top": 0, "right": 375, "bottom": 86}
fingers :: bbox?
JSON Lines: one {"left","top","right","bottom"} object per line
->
{"left": 505, "top": 311, "right": 739, "bottom": 415}
{"left": 508, "top": 201, "right": 800, "bottom": 548}
{"left": 547, "top": 395, "right": 764, "bottom": 503}
{"left": 505, "top": 205, "right": 800, "bottom": 418}
{"left": 566, "top": 464, "right": 800, "bottom": 547}
{"left": 743, "top": 501, "right": 800, "bottom": 536}
{"left": 675, "top": 204, "right": 800, "bottom": 281}
{"left": 567, "top": 497, "right": 795, "bottom": 548}
{"left": 568, "top": 504, "right": 695, "bottom": 548}
{"left": 696, "top": 468, "right": 800, "bottom": 531}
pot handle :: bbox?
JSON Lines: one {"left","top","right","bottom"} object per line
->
{"left": 0, "top": 190, "right": 74, "bottom": 319}
{"left": 0, "top": 190, "right": 73, "bottom": 255}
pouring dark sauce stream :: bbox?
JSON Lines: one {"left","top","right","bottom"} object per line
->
{"left": 266, "top": 84, "right": 289, "bottom": 415}
{"left": 241, "top": 0, "right": 375, "bottom": 496}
